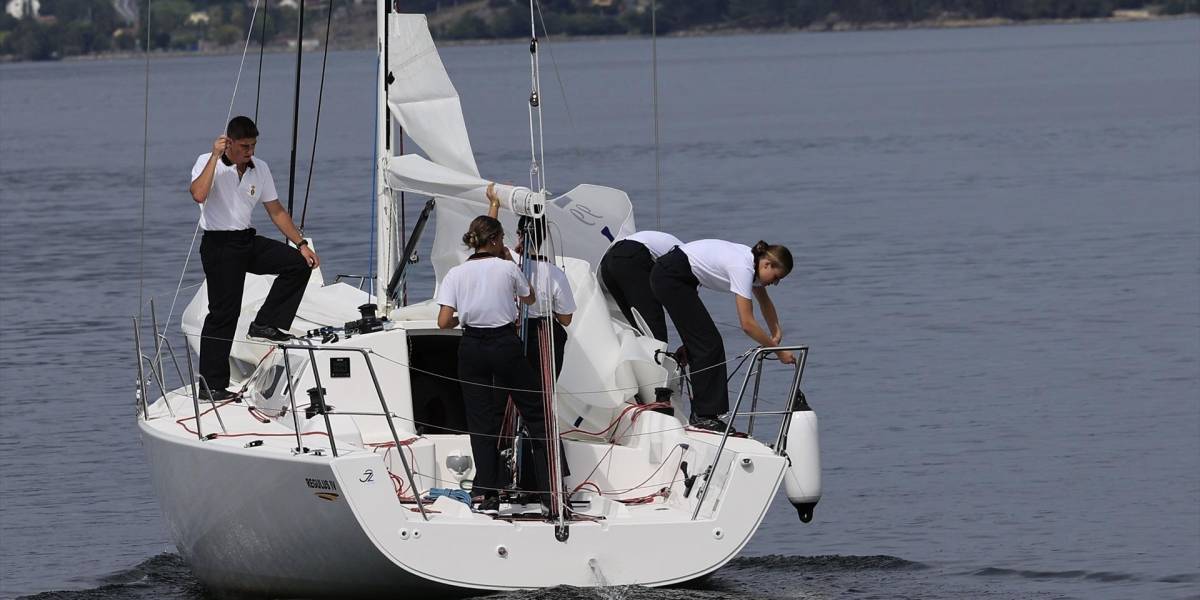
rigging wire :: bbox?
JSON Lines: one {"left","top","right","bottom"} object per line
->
{"left": 651, "top": 0, "right": 662, "bottom": 229}
{"left": 137, "top": 0, "right": 151, "bottom": 324}
{"left": 368, "top": 52, "right": 380, "bottom": 305}
{"left": 532, "top": 0, "right": 580, "bottom": 162}
{"left": 161, "top": 0, "right": 263, "bottom": 337}
{"left": 254, "top": 0, "right": 269, "bottom": 122}
{"left": 299, "top": 0, "right": 337, "bottom": 230}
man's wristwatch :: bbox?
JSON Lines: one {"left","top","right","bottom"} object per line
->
{"left": 295, "top": 239, "right": 309, "bottom": 248}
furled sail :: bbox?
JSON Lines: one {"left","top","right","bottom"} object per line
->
{"left": 386, "top": 14, "right": 479, "bottom": 177}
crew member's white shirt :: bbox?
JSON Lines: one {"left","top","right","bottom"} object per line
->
{"left": 436, "top": 256, "right": 531, "bottom": 327}
{"left": 512, "top": 252, "right": 576, "bottom": 319}
{"left": 623, "top": 230, "right": 683, "bottom": 260}
{"left": 191, "top": 153, "right": 278, "bottom": 231}
{"left": 680, "top": 239, "right": 759, "bottom": 300}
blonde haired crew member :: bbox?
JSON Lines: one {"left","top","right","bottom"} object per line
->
{"left": 436, "top": 207, "right": 551, "bottom": 511}
{"left": 599, "top": 230, "right": 682, "bottom": 343}
{"left": 650, "top": 239, "right": 795, "bottom": 432}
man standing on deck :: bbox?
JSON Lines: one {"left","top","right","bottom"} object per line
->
{"left": 189, "top": 116, "right": 319, "bottom": 401}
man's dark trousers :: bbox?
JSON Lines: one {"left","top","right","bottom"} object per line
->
{"left": 599, "top": 239, "right": 669, "bottom": 343}
{"left": 199, "top": 228, "right": 309, "bottom": 391}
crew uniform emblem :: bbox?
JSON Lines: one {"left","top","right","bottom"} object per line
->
{"left": 249, "top": 185, "right": 256, "bottom": 197}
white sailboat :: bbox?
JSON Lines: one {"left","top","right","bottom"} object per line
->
{"left": 134, "top": 4, "right": 822, "bottom": 596}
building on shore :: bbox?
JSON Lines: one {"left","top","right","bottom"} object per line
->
{"left": 5, "top": 0, "right": 40, "bottom": 19}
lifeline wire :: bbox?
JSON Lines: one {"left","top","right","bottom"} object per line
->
{"left": 171, "top": 326, "right": 755, "bottom": 396}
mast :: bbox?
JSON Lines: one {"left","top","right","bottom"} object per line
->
{"left": 285, "top": 0, "right": 305, "bottom": 217}
{"left": 373, "top": 0, "right": 393, "bottom": 307}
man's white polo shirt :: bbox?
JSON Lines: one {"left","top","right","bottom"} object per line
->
{"left": 191, "top": 153, "right": 279, "bottom": 231}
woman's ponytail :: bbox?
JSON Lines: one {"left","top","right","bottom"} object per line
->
{"left": 752, "top": 240, "right": 794, "bottom": 275}
{"left": 463, "top": 216, "right": 503, "bottom": 250}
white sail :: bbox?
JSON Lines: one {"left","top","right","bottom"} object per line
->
{"left": 386, "top": 14, "right": 479, "bottom": 177}
{"left": 384, "top": 156, "right": 637, "bottom": 284}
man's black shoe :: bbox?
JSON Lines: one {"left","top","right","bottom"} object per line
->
{"left": 247, "top": 322, "right": 294, "bottom": 342}
{"left": 688, "top": 414, "right": 737, "bottom": 434}
{"left": 476, "top": 495, "right": 500, "bottom": 514}
{"left": 198, "top": 387, "right": 238, "bottom": 402}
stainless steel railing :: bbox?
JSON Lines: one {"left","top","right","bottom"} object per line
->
{"left": 690, "top": 345, "right": 808, "bottom": 520}
{"left": 131, "top": 315, "right": 429, "bottom": 521}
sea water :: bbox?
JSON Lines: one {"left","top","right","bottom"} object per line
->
{"left": 0, "top": 18, "right": 1197, "bottom": 600}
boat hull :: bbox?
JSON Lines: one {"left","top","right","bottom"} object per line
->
{"left": 140, "top": 417, "right": 786, "bottom": 596}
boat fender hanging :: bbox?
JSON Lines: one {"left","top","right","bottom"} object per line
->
{"left": 782, "top": 389, "right": 821, "bottom": 524}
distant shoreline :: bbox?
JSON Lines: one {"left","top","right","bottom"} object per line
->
{"left": 30, "top": 12, "right": 1196, "bottom": 65}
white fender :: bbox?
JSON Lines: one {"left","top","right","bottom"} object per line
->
{"left": 782, "top": 407, "right": 821, "bottom": 523}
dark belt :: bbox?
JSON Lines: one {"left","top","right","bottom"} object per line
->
{"left": 462, "top": 325, "right": 514, "bottom": 338}
{"left": 202, "top": 228, "right": 256, "bottom": 240}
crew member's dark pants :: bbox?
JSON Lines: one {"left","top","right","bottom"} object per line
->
{"left": 524, "top": 317, "right": 567, "bottom": 379}
{"left": 199, "top": 229, "right": 310, "bottom": 391}
{"left": 459, "top": 326, "right": 551, "bottom": 500}
{"left": 600, "top": 239, "right": 669, "bottom": 343}
{"left": 650, "top": 247, "right": 728, "bottom": 417}
{"left": 520, "top": 317, "right": 569, "bottom": 486}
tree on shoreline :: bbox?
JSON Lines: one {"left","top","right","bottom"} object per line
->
{"left": 1, "top": 0, "right": 1196, "bottom": 61}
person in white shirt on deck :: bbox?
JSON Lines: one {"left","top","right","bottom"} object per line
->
{"left": 188, "top": 116, "right": 319, "bottom": 402}
{"left": 514, "top": 215, "right": 576, "bottom": 378}
{"left": 436, "top": 207, "right": 551, "bottom": 512}
{"left": 650, "top": 239, "right": 795, "bottom": 433}
{"left": 599, "top": 230, "right": 683, "bottom": 343}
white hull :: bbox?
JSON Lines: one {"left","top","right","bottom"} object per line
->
{"left": 140, "top": 384, "right": 792, "bottom": 596}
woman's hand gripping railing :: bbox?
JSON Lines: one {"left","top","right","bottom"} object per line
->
{"left": 690, "top": 345, "right": 809, "bottom": 521}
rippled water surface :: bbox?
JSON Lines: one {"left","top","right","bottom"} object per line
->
{"left": 1, "top": 18, "right": 1198, "bottom": 600}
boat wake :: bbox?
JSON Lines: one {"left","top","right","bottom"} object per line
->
{"left": 970, "top": 566, "right": 1199, "bottom": 585}
{"left": 15, "top": 553, "right": 926, "bottom": 600}
{"left": 16, "top": 554, "right": 205, "bottom": 600}
{"left": 726, "top": 554, "right": 927, "bottom": 571}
